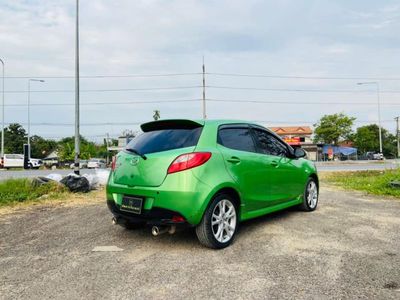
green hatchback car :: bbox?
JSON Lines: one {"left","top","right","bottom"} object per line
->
{"left": 106, "top": 119, "right": 319, "bottom": 248}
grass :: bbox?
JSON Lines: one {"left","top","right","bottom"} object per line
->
{"left": 324, "top": 169, "right": 400, "bottom": 198}
{"left": 0, "top": 178, "right": 68, "bottom": 206}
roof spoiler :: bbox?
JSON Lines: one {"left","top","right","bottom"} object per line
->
{"left": 140, "top": 119, "right": 204, "bottom": 132}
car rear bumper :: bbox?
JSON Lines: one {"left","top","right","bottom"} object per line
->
{"left": 106, "top": 170, "right": 213, "bottom": 225}
{"left": 107, "top": 199, "right": 187, "bottom": 226}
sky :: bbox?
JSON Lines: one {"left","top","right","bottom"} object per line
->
{"left": 0, "top": 0, "right": 400, "bottom": 141}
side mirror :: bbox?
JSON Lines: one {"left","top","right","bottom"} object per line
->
{"left": 294, "top": 148, "right": 306, "bottom": 159}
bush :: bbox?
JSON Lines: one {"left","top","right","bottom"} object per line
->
{"left": 0, "top": 178, "right": 67, "bottom": 206}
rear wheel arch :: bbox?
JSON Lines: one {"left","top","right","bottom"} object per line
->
{"left": 215, "top": 187, "right": 241, "bottom": 208}
{"left": 204, "top": 186, "right": 241, "bottom": 215}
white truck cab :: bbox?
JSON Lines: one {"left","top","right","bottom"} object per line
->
{"left": 1, "top": 154, "right": 43, "bottom": 169}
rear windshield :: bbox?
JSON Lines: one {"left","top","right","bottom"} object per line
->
{"left": 126, "top": 127, "right": 202, "bottom": 155}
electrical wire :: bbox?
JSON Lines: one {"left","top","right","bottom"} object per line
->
{"left": 4, "top": 98, "right": 399, "bottom": 107}
{"left": 4, "top": 72, "right": 202, "bottom": 79}
{"left": 207, "top": 85, "right": 400, "bottom": 94}
{"left": 3, "top": 86, "right": 202, "bottom": 93}
{"left": 4, "top": 99, "right": 201, "bottom": 106}
{"left": 5, "top": 119, "right": 394, "bottom": 127}
{"left": 207, "top": 72, "right": 400, "bottom": 81}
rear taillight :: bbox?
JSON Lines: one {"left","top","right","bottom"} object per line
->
{"left": 111, "top": 156, "right": 117, "bottom": 171}
{"left": 167, "top": 152, "right": 211, "bottom": 174}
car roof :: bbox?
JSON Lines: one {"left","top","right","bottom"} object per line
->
{"left": 141, "top": 119, "right": 265, "bottom": 129}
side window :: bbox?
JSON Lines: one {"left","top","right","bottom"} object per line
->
{"left": 218, "top": 128, "right": 256, "bottom": 153}
{"left": 253, "top": 129, "right": 288, "bottom": 157}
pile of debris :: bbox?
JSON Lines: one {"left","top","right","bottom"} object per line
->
{"left": 32, "top": 170, "right": 109, "bottom": 193}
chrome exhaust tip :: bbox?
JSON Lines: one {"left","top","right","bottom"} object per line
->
{"left": 112, "top": 217, "right": 118, "bottom": 225}
{"left": 152, "top": 225, "right": 176, "bottom": 236}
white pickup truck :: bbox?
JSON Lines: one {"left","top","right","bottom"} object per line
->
{"left": 1, "top": 154, "right": 43, "bottom": 169}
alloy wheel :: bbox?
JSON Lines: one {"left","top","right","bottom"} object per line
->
{"left": 307, "top": 181, "right": 318, "bottom": 209}
{"left": 211, "top": 199, "right": 236, "bottom": 243}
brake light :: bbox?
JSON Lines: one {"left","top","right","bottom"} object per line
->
{"left": 167, "top": 152, "right": 211, "bottom": 174}
{"left": 111, "top": 156, "right": 117, "bottom": 171}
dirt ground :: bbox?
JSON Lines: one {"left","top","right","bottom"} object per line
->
{"left": 1, "top": 184, "right": 399, "bottom": 299}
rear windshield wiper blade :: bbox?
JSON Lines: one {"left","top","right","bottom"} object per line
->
{"left": 125, "top": 148, "right": 147, "bottom": 160}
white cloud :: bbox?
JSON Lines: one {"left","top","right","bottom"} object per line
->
{"left": 0, "top": 0, "right": 399, "bottom": 140}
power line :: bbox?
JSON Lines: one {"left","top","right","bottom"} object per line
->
{"left": 5, "top": 120, "right": 394, "bottom": 127}
{"left": 207, "top": 99, "right": 400, "bottom": 106}
{"left": 4, "top": 85, "right": 400, "bottom": 94}
{"left": 4, "top": 98, "right": 400, "bottom": 107}
{"left": 5, "top": 72, "right": 400, "bottom": 81}
{"left": 4, "top": 72, "right": 202, "bottom": 79}
{"left": 3, "top": 86, "right": 202, "bottom": 94}
{"left": 207, "top": 85, "right": 400, "bottom": 94}
{"left": 4, "top": 99, "right": 201, "bottom": 107}
{"left": 207, "top": 72, "right": 400, "bottom": 81}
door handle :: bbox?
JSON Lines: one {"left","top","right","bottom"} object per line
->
{"left": 227, "top": 156, "right": 241, "bottom": 164}
{"left": 271, "top": 161, "right": 279, "bottom": 167}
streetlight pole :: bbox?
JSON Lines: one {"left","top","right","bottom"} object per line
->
{"left": 395, "top": 116, "right": 400, "bottom": 158}
{"left": 0, "top": 58, "right": 4, "bottom": 160}
{"left": 27, "top": 79, "right": 45, "bottom": 158}
{"left": 357, "top": 82, "right": 383, "bottom": 154}
{"left": 74, "top": 0, "right": 81, "bottom": 175}
{"left": 202, "top": 56, "right": 206, "bottom": 119}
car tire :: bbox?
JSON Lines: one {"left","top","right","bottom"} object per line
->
{"left": 196, "top": 193, "right": 238, "bottom": 249}
{"left": 299, "top": 177, "right": 319, "bottom": 211}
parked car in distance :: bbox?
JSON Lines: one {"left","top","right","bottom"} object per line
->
{"left": 366, "top": 151, "right": 384, "bottom": 160}
{"left": 107, "top": 119, "right": 319, "bottom": 249}
{"left": 88, "top": 158, "right": 106, "bottom": 169}
{"left": 1, "top": 154, "right": 43, "bottom": 169}
{"left": 70, "top": 160, "right": 88, "bottom": 169}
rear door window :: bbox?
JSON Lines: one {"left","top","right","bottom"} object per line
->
{"left": 126, "top": 127, "right": 202, "bottom": 155}
{"left": 218, "top": 127, "right": 256, "bottom": 153}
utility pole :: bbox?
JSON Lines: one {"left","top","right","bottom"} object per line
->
{"left": 357, "top": 82, "right": 382, "bottom": 153}
{"left": 27, "top": 79, "right": 45, "bottom": 158}
{"left": 202, "top": 56, "right": 206, "bottom": 119}
{"left": 0, "top": 58, "right": 4, "bottom": 160}
{"left": 395, "top": 116, "right": 400, "bottom": 158}
{"left": 74, "top": 0, "right": 80, "bottom": 175}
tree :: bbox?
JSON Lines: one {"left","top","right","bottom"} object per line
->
{"left": 354, "top": 124, "right": 397, "bottom": 158}
{"left": 57, "top": 136, "right": 107, "bottom": 161}
{"left": 314, "top": 113, "right": 356, "bottom": 145}
{"left": 1, "top": 123, "right": 27, "bottom": 154}
{"left": 30, "top": 135, "right": 57, "bottom": 159}
{"left": 153, "top": 110, "right": 160, "bottom": 120}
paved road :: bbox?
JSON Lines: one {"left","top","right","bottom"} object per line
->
{"left": 0, "top": 160, "right": 398, "bottom": 181}
{"left": 1, "top": 186, "right": 399, "bottom": 299}
{"left": 315, "top": 160, "right": 399, "bottom": 172}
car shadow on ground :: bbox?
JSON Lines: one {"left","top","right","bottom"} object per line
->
{"left": 119, "top": 206, "right": 301, "bottom": 250}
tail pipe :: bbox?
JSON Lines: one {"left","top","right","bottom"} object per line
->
{"left": 151, "top": 225, "right": 176, "bottom": 236}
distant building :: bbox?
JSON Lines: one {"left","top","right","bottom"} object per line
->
{"left": 268, "top": 126, "right": 318, "bottom": 160}
{"left": 107, "top": 135, "right": 135, "bottom": 152}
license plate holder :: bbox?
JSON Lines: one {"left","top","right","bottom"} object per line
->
{"left": 120, "top": 196, "right": 143, "bottom": 214}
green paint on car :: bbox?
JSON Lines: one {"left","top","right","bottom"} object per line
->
{"left": 106, "top": 119, "right": 319, "bottom": 248}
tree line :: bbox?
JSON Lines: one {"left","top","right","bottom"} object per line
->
{"left": 1, "top": 116, "right": 397, "bottom": 160}
{"left": 313, "top": 113, "right": 398, "bottom": 158}
{"left": 0, "top": 123, "right": 111, "bottom": 161}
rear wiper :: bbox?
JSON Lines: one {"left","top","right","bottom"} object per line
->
{"left": 125, "top": 148, "right": 147, "bottom": 160}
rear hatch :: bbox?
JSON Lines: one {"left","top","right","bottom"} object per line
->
{"left": 113, "top": 119, "right": 204, "bottom": 187}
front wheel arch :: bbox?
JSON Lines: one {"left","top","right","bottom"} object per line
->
{"left": 309, "top": 173, "right": 319, "bottom": 191}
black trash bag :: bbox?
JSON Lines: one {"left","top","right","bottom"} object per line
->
{"left": 60, "top": 175, "right": 90, "bottom": 193}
